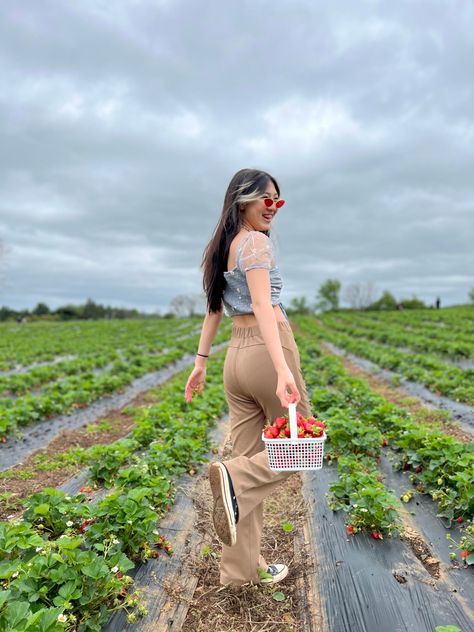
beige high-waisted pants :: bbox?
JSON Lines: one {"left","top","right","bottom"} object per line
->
{"left": 219, "top": 320, "right": 312, "bottom": 585}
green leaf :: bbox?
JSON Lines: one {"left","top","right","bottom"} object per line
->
{"left": 257, "top": 568, "right": 273, "bottom": 580}
{"left": 0, "top": 590, "right": 11, "bottom": 609}
{"left": 4, "top": 601, "right": 31, "bottom": 627}
{"left": 272, "top": 591, "right": 286, "bottom": 602}
{"left": 281, "top": 521, "right": 294, "bottom": 533}
{"left": 466, "top": 554, "right": 474, "bottom": 565}
{"left": 434, "top": 626, "right": 462, "bottom": 632}
{"left": 81, "top": 559, "right": 109, "bottom": 580}
{"left": 33, "top": 503, "right": 50, "bottom": 516}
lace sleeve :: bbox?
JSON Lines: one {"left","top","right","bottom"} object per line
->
{"left": 236, "top": 231, "right": 276, "bottom": 272}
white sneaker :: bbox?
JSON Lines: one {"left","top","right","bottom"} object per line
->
{"left": 259, "top": 564, "right": 288, "bottom": 585}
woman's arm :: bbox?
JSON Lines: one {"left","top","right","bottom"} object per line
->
{"left": 196, "top": 304, "right": 224, "bottom": 363}
{"left": 184, "top": 304, "right": 223, "bottom": 402}
{"left": 246, "top": 269, "right": 300, "bottom": 407}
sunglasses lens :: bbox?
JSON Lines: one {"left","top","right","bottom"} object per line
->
{"left": 263, "top": 198, "right": 285, "bottom": 208}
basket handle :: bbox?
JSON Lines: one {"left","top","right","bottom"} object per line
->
{"left": 288, "top": 402, "right": 298, "bottom": 442}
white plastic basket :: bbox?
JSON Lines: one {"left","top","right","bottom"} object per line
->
{"left": 262, "top": 403, "right": 326, "bottom": 471}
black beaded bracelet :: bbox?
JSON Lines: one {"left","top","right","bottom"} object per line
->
{"left": 196, "top": 353, "right": 209, "bottom": 358}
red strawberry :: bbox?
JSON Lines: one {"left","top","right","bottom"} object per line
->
{"left": 311, "top": 426, "right": 323, "bottom": 437}
{"left": 382, "top": 438, "right": 389, "bottom": 447}
{"left": 371, "top": 532, "right": 383, "bottom": 540}
{"left": 79, "top": 518, "right": 95, "bottom": 533}
{"left": 461, "top": 550, "right": 468, "bottom": 561}
{"left": 402, "top": 462, "right": 410, "bottom": 471}
{"left": 264, "top": 427, "right": 276, "bottom": 439}
{"left": 304, "top": 421, "right": 314, "bottom": 434}
{"left": 456, "top": 517, "right": 464, "bottom": 524}
{"left": 275, "top": 417, "right": 287, "bottom": 429}
{"left": 284, "top": 427, "right": 291, "bottom": 437}
{"left": 415, "top": 466, "right": 423, "bottom": 473}
{"left": 346, "top": 525, "right": 354, "bottom": 535}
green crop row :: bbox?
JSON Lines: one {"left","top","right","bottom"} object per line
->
{"left": 294, "top": 331, "right": 403, "bottom": 538}
{"left": 295, "top": 315, "right": 474, "bottom": 528}
{"left": 0, "top": 349, "right": 229, "bottom": 631}
{"left": 321, "top": 312, "right": 474, "bottom": 360}
{"left": 310, "top": 317, "right": 474, "bottom": 405}
{"left": 0, "top": 324, "right": 231, "bottom": 441}
{"left": 0, "top": 319, "right": 198, "bottom": 371}
{"left": 334, "top": 307, "right": 474, "bottom": 345}
{"left": 0, "top": 321, "right": 204, "bottom": 397}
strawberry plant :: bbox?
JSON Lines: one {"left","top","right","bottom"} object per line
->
{"left": 326, "top": 456, "right": 402, "bottom": 537}
{"left": 22, "top": 489, "right": 91, "bottom": 538}
{"left": 446, "top": 523, "right": 474, "bottom": 564}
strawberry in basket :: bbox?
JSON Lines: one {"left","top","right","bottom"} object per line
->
{"left": 263, "top": 411, "right": 325, "bottom": 439}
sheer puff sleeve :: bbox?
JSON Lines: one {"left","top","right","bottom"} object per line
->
{"left": 236, "top": 231, "right": 276, "bottom": 273}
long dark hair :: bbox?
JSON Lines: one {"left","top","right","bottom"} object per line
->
{"left": 202, "top": 168, "right": 281, "bottom": 313}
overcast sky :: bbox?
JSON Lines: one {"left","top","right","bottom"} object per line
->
{"left": 1, "top": 0, "right": 473, "bottom": 314}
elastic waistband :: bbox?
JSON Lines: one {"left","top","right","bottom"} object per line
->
{"left": 231, "top": 320, "right": 292, "bottom": 338}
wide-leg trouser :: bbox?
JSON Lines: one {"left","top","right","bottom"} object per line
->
{"left": 219, "top": 320, "right": 312, "bottom": 585}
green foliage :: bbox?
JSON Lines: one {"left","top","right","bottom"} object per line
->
{"left": 316, "top": 279, "right": 341, "bottom": 312}
{"left": 288, "top": 296, "right": 311, "bottom": 314}
{"left": 399, "top": 296, "right": 427, "bottom": 309}
{"left": 368, "top": 290, "right": 397, "bottom": 311}
{"left": 272, "top": 591, "right": 286, "bottom": 601}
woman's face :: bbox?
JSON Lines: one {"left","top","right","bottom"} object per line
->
{"left": 240, "top": 180, "right": 281, "bottom": 232}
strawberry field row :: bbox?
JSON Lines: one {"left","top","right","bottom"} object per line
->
{"left": 0, "top": 325, "right": 197, "bottom": 397}
{"left": 321, "top": 312, "right": 474, "bottom": 360}
{"left": 0, "top": 349, "right": 229, "bottom": 631}
{"left": 0, "top": 320, "right": 197, "bottom": 371}
{"left": 311, "top": 316, "right": 474, "bottom": 405}
{"left": 294, "top": 316, "right": 473, "bottom": 560}
{"left": 334, "top": 307, "right": 474, "bottom": 346}
{"left": 0, "top": 324, "right": 231, "bottom": 441}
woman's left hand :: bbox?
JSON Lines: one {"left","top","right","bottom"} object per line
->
{"left": 184, "top": 366, "right": 206, "bottom": 402}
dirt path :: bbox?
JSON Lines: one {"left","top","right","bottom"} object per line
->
{"left": 105, "top": 416, "right": 318, "bottom": 632}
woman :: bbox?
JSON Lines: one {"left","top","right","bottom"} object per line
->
{"left": 184, "top": 168, "right": 312, "bottom": 586}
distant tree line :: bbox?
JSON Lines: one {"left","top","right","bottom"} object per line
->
{"left": 287, "top": 279, "right": 474, "bottom": 315}
{"left": 0, "top": 299, "right": 164, "bottom": 322}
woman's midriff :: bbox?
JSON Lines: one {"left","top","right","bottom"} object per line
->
{"left": 231, "top": 304, "right": 287, "bottom": 328}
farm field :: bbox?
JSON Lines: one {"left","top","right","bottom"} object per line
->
{"left": 0, "top": 310, "right": 473, "bottom": 632}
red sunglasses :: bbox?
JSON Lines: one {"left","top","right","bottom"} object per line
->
{"left": 263, "top": 197, "right": 285, "bottom": 208}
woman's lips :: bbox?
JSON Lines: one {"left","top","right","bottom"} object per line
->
{"left": 263, "top": 214, "right": 273, "bottom": 221}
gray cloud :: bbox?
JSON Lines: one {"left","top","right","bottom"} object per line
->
{"left": 1, "top": 0, "right": 473, "bottom": 313}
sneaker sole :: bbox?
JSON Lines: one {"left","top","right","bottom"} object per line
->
{"left": 260, "top": 565, "right": 289, "bottom": 585}
{"left": 209, "top": 463, "right": 237, "bottom": 547}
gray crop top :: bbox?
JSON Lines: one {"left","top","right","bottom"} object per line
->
{"left": 222, "top": 231, "right": 288, "bottom": 320}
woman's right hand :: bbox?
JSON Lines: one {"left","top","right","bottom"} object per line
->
{"left": 276, "top": 366, "right": 300, "bottom": 408}
{"left": 184, "top": 365, "right": 206, "bottom": 403}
